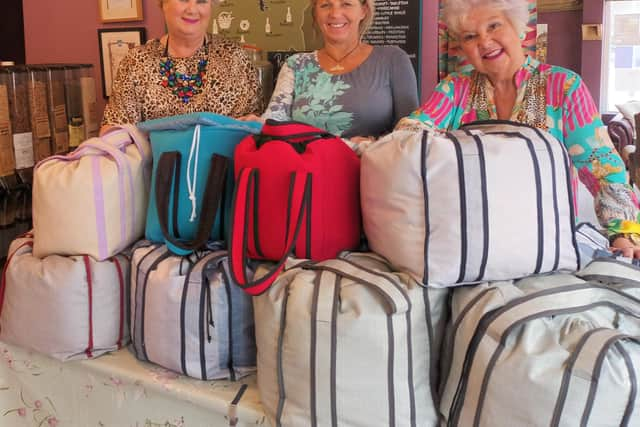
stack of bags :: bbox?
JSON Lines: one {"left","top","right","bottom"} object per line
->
{"left": 2, "top": 113, "right": 639, "bottom": 427}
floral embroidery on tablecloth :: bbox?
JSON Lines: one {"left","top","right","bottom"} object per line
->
{"left": 3, "top": 388, "right": 58, "bottom": 426}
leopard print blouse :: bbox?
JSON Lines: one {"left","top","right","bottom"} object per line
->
{"left": 102, "top": 34, "right": 262, "bottom": 126}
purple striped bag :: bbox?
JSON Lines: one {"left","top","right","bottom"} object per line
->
{"left": 32, "top": 125, "right": 151, "bottom": 260}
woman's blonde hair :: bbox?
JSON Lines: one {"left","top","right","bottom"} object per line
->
{"left": 442, "top": 0, "right": 530, "bottom": 37}
{"left": 311, "top": 0, "right": 376, "bottom": 38}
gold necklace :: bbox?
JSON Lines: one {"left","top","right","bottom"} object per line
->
{"left": 323, "top": 42, "right": 361, "bottom": 72}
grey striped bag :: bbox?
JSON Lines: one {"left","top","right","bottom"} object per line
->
{"left": 253, "top": 252, "right": 449, "bottom": 427}
{"left": 130, "top": 241, "right": 256, "bottom": 380}
{"left": 440, "top": 258, "right": 640, "bottom": 427}
{"left": 361, "top": 121, "right": 579, "bottom": 287}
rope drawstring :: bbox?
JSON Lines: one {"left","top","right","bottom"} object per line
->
{"left": 186, "top": 125, "right": 201, "bottom": 222}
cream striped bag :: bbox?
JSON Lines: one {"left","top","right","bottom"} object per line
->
{"left": 32, "top": 125, "right": 151, "bottom": 260}
{"left": 0, "top": 234, "right": 129, "bottom": 361}
{"left": 253, "top": 252, "right": 449, "bottom": 427}
{"left": 361, "top": 121, "right": 579, "bottom": 287}
{"left": 440, "top": 258, "right": 640, "bottom": 427}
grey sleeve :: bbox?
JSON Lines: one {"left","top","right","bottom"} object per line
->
{"left": 389, "top": 48, "right": 419, "bottom": 126}
{"left": 261, "top": 62, "right": 294, "bottom": 121}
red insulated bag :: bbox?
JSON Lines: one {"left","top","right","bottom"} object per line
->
{"left": 230, "top": 120, "right": 361, "bottom": 295}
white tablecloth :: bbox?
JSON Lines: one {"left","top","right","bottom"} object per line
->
{"left": 0, "top": 341, "right": 266, "bottom": 426}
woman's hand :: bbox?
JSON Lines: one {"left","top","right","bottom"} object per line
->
{"left": 349, "top": 136, "right": 375, "bottom": 144}
{"left": 237, "top": 114, "right": 265, "bottom": 123}
{"left": 610, "top": 236, "right": 640, "bottom": 259}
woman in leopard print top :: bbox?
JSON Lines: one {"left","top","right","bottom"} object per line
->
{"left": 101, "top": 0, "right": 261, "bottom": 132}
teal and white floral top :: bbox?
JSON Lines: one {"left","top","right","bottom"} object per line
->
{"left": 263, "top": 46, "right": 418, "bottom": 139}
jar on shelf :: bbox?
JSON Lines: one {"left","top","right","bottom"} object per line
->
{"left": 26, "top": 65, "right": 52, "bottom": 163}
{"left": 243, "top": 45, "right": 274, "bottom": 112}
{"left": 45, "top": 65, "right": 69, "bottom": 154}
{"left": 7, "top": 65, "right": 34, "bottom": 172}
{"left": 64, "top": 65, "right": 85, "bottom": 150}
{"left": 79, "top": 64, "right": 99, "bottom": 139}
{"left": 0, "top": 68, "right": 16, "bottom": 177}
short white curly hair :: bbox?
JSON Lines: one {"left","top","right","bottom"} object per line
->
{"left": 442, "top": 0, "right": 530, "bottom": 37}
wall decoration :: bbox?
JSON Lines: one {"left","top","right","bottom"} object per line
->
{"left": 538, "top": 0, "right": 583, "bottom": 13}
{"left": 536, "top": 24, "right": 548, "bottom": 64}
{"left": 99, "top": 0, "right": 144, "bottom": 23}
{"left": 98, "top": 27, "right": 146, "bottom": 98}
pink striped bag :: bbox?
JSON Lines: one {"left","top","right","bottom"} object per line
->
{"left": 0, "top": 234, "right": 129, "bottom": 361}
{"left": 32, "top": 125, "right": 151, "bottom": 260}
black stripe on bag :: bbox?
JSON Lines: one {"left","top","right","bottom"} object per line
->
{"left": 140, "top": 250, "right": 172, "bottom": 362}
{"left": 447, "top": 132, "right": 468, "bottom": 283}
{"left": 521, "top": 132, "right": 544, "bottom": 273}
{"left": 616, "top": 342, "right": 637, "bottom": 427}
{"left": 467, "top": 131, "right": 489, "bottom": 281}
{"left": 531, "top": 127, "right": 562, "bottom": 270}
{"left": 542, "top": 126, "right": 580, "bottom": 268}
{"left": 171, "top": 152, "right": 181, "bottom": 239}
{"left": 406, "top": 296, "right": 416, "bottom": 427}
{"left": 424, "top": 287, "right": 440, "bottom": 411}
{"left": 330, "top": 274, "right": 340, "bottom": 427}
{"left": 275, "top": 285, "right": 291, "bottom": 427}
{"left": 306, "top": 176, "right": 313, "bottom": 259}
{"left": 387, "top": 314, "right": 396, "bottom": 427}
{"left": 580, "top": 335, "right": 632, "bottom": 426}
{"left": 309, "top": 273, "right": 322, "bottom": 427}
{"left": 222, "top": 264, "right": 237, "bottom": 382}
{"left": 420, "top": 131, "right": 430, "bottom": 284}
{"left": 132, "top": 246, "right": 160, "bottom": 359}
{"left": 550, "top": 327, "right": 607, "bottom": 426}
{"left": 253, "top": 171, "right": 264, "bottom": 257}
{"left": 180, "top": 258, "right": 200, "bottom": 376}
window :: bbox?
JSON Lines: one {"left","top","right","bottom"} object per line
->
{"left": 602, "top": 0, "right": 640, "bottom": 112}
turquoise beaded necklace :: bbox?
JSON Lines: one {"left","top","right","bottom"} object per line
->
{"left": 159, "top": 36, "right": 208, "bottom": 104}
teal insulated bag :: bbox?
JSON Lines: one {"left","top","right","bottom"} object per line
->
{"left": 138, "top": 113, "right": 262, "bottom": 255}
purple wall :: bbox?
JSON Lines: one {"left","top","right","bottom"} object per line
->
{"left": 21, "top": 0, "right": 592, "bottom": 114}
{"left": 22, "top": 0, "right": 165, "bottom": 116}
{"left": 538, "top": 10, "right": 582, "bottom": 73}
{"left": 581, "top": 0, "right": 604, "bottom": 108}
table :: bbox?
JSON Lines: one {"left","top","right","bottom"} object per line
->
{"left": 0, "top": 341, "right": 267, "bottom": 426}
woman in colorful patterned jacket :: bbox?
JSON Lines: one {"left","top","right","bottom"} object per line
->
{"left": 397, "top": 0, "right": 640, "bottom": 258}
{"left": 242, "top": 0, "right": 418, "bottom": 144}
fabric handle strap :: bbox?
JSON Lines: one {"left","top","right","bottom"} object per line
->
{"left": 155, "top": 151, "right": 228, "bottom": 252}
{"left": 229, "top": 167, "right": 310, "bottom": 295}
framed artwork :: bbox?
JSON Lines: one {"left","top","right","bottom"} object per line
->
{"left": 538, "top": 0, "right": 583, "bottom": 13}
{"left": 99, "top": 0, "right": 144, "bottom": 23}
{"left": 98, "top": 27, "right": 146, "bottom": 98}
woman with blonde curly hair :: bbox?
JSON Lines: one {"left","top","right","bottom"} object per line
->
{"left": 243, "top": 0, "right": 418, "bottom": 143}
{"left": 101, "top": 0, "right": 261, "bottom": 133}
{"left": 398, "top": 0, "right": 640, "bottom": 257}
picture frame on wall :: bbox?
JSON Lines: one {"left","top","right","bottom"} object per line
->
{"left": 538, "top": 0, "right": 583, "bottom": 12}
{"left": 98, "top": 27, "right": 146, "bottom": 98}
{"left": 99, "top": 0, "right": 144, "bottom": 23}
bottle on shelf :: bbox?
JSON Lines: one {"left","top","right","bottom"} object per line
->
{"left": 26, "top": 65, "right": 52, "bottom": 163}
{"left": 44, "top": 65, "right": 69, "bottom": 154}
{"left": 63, "top": 65, "right": 85, "bottom": 150}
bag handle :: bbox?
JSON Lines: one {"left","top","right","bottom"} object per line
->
{"left": 307, "top": 258, "right": 410, "bottom": 315}
{"left": 551, "top": 328, "right": 640, "bottom": 427}
{"left": 155, "top": 151, "right": 228, "bottom": 252}
{"left": 229, "top": 167, "right": 311, "bottom": 295}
